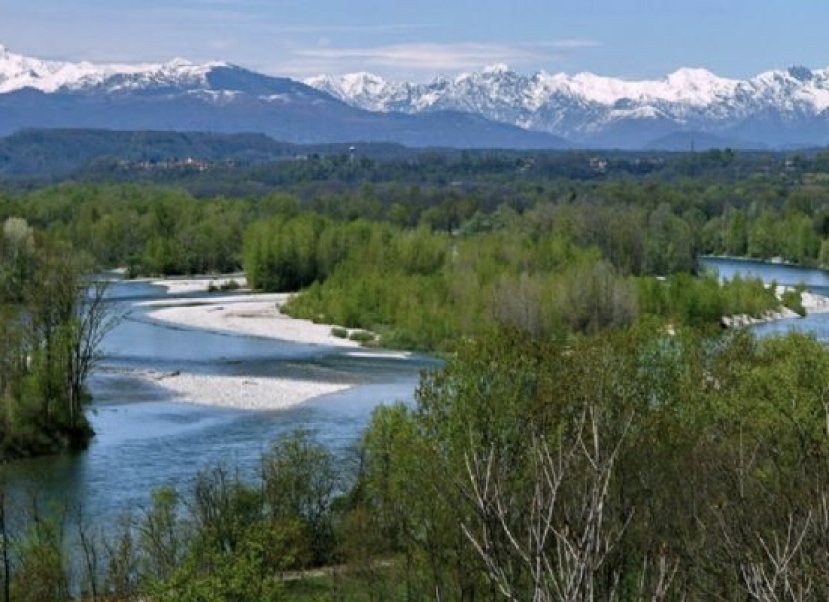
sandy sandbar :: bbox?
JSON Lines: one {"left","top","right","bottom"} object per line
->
{"left": 151, "top": 274, "right": 248, "bottom": 296}
{"left": 125, "top": 368, "right": 351, "bottom": 411}
{"left": 139, "top": 292, "right": 361, "bottom": 348}
{"left": 124, "top": 279, "right": 373, "bottom": 410}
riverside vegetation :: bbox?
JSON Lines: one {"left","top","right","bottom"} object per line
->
{"left": 2, "top": 148, "right": 829, "bottom": 598}
{"left": 0, "top": 217, "right": 115, "bottom": 460}
{"left": 2, "top": 328, "right": 829, "bottom": 600}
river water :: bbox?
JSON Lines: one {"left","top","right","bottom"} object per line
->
{"left": 6, "top": 259, "right": 829, "bottom": 526}
{"left": 700, "top": 256, "right": 829, "bottom": 341}
{"left": 2, "top": 281, "right": 439, "bottom": 524}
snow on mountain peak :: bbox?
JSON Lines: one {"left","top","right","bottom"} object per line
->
{"left": 482, "top": 63, "right": 511, "bottom": 75}
{"left": 554, "top": 67, "right": 739, "bottom": 106}
{"left": 662, "top": 67, "right": 739, "bottom": 102}
{"left": 167, "top": 57, "right": 193, "bottom": 69}
{"left": 0, "top": 45, "right": 225, "bottom": 94}
{"left": 311, "top": 65, "right": 746, "bottom": 113}
{"left": 4, "top": 43, "right": 829, "bottom": 149}
{"left": 340, "top": 72, "right": 388, "bottom": 91}
{"left": 304, "top": 71, "right": 409, "bottom": 112}
{"left": 306, "top": 62, "right": 829, "bottom": 146}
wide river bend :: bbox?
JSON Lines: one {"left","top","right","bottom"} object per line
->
{"left": 2, "top": 280, "right": 439, "bottom": 524}
{"left": 5, "top": 259, "right": 829, "bottom": 525}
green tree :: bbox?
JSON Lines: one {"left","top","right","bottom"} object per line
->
{"left": 262, "top": 430, "right": 341, "bottom": 566}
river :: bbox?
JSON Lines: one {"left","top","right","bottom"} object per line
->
{"left": 700, "top": 256, "right": 829, "bottom": 341}
{"left": 1, "top": 280, "right": 439, "bottom": 524}
{"left": 5, "top": 259, "right": 829, "bottom": 526}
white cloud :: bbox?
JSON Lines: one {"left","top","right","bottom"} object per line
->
{"left": 546, "top": 39, "right": 603, "bottom": 49}
{"left": 273, "top": 41, "right": 601, "bottom": 79}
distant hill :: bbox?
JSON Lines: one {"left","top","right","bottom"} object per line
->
{"left": 644, "top": 131, "right": 767, "bottom": 151}
{"left": 0, "top": 129, "right": 288, "bottom": 176}
{"left": 0, "top": 129, "right": 423, "bottom": 178}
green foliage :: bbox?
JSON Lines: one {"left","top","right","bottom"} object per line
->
{"left": 5, "top": 326, "right": 829, "bottom": 599}
{"left": 347, "top": 330, "right": 376, "bottom": 343}
{"left": 637, "top": 271, "right": 781, "bottom": 329}
{"left": 279, "top": 213, "right": 651, "bottom": 349}
{"left": 10, "top": 509, "right": 70, "bottom": 601}
{"left": 139, "top": 486, "right": 185, "bottom": 583}
{"left": 151, "top": 531, "right": 288, "bottom": 602}
{"left": 0, "top": 220, "right": 114, "bottom": 460}
{"left": 782, "top": 285, "right": 807, "bottom": 316}
{"left": 351, "top": 327, "right": 829, "bottom": 599}
{"left": 2, "top": 184, "right": 249, "bottom": 276}
{"left": 243, "top": 213, "right": 331, "bottom": 291}
{"left": 262, "top": 430, "right": 341, "bottom": 567}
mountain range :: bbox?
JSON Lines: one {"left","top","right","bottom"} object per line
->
{"left": 2, "top": 44, "right": 829, "bottom": 149}
{"left": 307, "top": 64, "right": 829, "bottom": 149}
{"left": 0, "top": 45, "right": 567, "bottom": 150}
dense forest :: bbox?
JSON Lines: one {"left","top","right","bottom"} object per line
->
{"left": 3, "top": 144, "right": 829, "bottom": 598}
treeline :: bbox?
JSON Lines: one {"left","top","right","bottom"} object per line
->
{"left": 0, "top": 218, "right": 114, "bottom": 459}
{"left": 5, "top": 150, "right": 829, "bottom": 277}
{"left": 6, "top": 128, "right": 828, "bottom": 195}
{"left": 702, "top": 203, "right": 828, "bottom": 265}
{"left": 0, "top": 185, "right": 252, "bottom": 276}
{"left": 0, "top": 180, "right": 800, "bottom": 348}
{"left": 0, "top": 129, "right": 301, "bottom": 179}
{"left": 246, "top": 210, "right": 782, "bottom": 349}
{"left": 5, "top": 327, "right": 829, "bottom": 600}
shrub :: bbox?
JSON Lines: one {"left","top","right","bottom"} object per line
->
{"left": 208, "top": 279, "right": 242, "bottom": 293}
{"left": 782, "top": 286, "right": 806, "bottom": 317}
{"left": 331, "top": 326, "right": 348, "bottom": 339}
{"left": 220, "top": 279, "right": 242, "bottom": 291}
{"left": 348, "top": 330, "right": 376, "bottom": 343}
{"left": 379, "top": 328, "right": 421, "bottom": 350}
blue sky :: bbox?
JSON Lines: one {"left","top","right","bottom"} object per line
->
{"left": 1, "top": 0, "right": 826, "bottom": 80}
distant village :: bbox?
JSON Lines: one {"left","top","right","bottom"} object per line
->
{"left": 113, "top": 152, "right": 322, "bottom": 173}
{"left": 116, "top": 157, "right": 214, "bottom": 172}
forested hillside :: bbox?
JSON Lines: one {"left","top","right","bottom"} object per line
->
{"left": 0, "top": 129, "right": 416, "bottom": 179}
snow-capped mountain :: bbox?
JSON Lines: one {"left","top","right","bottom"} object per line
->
{"left": 0, "top": 44, "right": 228, "bottom": 94}
{"left": 4, "top": 43, "right": 829, "bottom": 149}
{"left": 0, "top": 45, "right": 568, "bottom": 149}
{"left": 307, "top": 65, "right": 829, "bottom": 148}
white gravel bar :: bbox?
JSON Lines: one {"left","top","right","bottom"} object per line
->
{"left": 124, "top": 278, "right": 370, "bottom": 410}
{"left": 140, "top": 291, "right": 360, "bottom": 348}
{"left": 129, "top": 369, "right": 351, "bottom": 411}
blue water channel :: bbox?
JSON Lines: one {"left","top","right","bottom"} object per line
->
{"left": 2, "top": 280, "right": 439, "bottom": 524}
{"left": 700, "top": 256, "right": 829, "bottom": 341}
